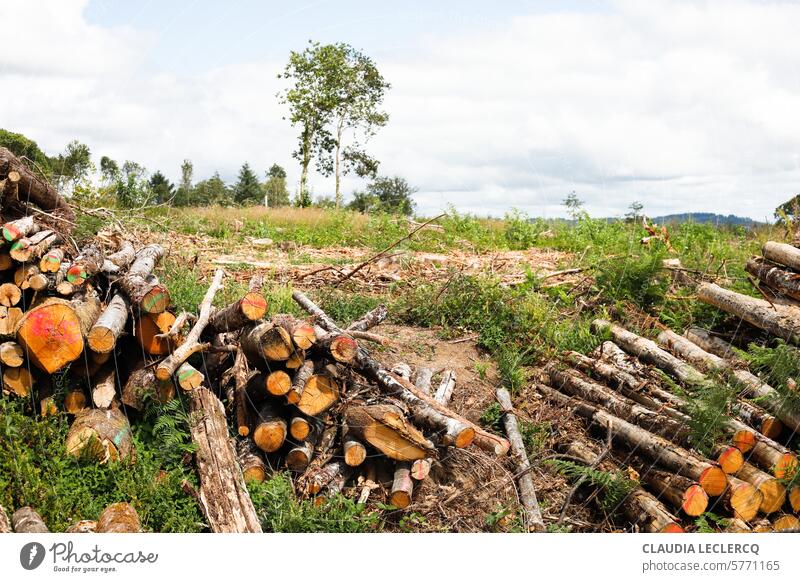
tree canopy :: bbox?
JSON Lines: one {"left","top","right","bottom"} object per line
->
{"left": 348, "top": 175, "right": 416, "bottom": 216}
{"left": 233, "top": 162, "right": 262, "bottom": 205}
{"left": 264, "top": 164, "right": 290, "bottom": 207}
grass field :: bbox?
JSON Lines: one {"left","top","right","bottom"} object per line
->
{"left": 2, "top": 205, "right": 790, "bottom": 532}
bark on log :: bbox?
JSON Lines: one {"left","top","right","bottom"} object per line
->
{"left": 117, "top": 244, "right": 170, "bottom": 314}
{"left": 67, "top": 245, "right": 104, "bottom": 285}
{"left": 496, "top": 386, "right": 545, "bottom": 532}
{"left": 10, "top": 230, "right": 58, "bottom": 263}
{"left": 722, "top": 476, "right": 763, "bottom": 522}
{"left": 435, "top": 370, "right": 457, "bottom": 404}
{"left": 571, "top": 347, "right": 686, "bottom": 414}
{"left": 40, "top": 247, "right": 64, "bottom": 273}
{"left": 272, "top": 314, "right": 316, "bottom": 350}
{"left": 762, "top": 241, "right": 800, "bottom": 271}
{"left": 188, "top": 387, "right": 262, "bottom": 532}
{"left": 121, "top": 362, "right": 174, "bottom": 410}
{"left": 292, "top": 289, "right": 508, "bottom": 455}
{"left": 637, "top": 468, "right": 708, "bottom": 517}
{"left": 538, "top": 383, "right": 728, "bottom": 496}
{"left": 11, "top": 507, "right": 49, "bottom": 533}
{"left": 344, "top": 404, "right": 436, "bottom": 461}
{"left": 736, "top": 461, "right": 786, "bottom": 514}
{"left": 2, "top": 216, "right": 39, "bottom": 242}
{"left": 96, "top": 503, "right": 141, "bottom": 533}
{"left": 728, "top": 416, "right": 797, "bottom": 479}
{"left": 697, "top": 282, "right": 800, "bottom": 344}
{"left": 412, "top": 367, "right": 434, "bottom": 395}
{"left": 591, "top": 319, "right": 706, "bottom": 385}
{"left": 0, "top": 147, "right": 75, "bottom": 222}
{"left": 207, "top": 290, "right": 267, "bottom": 334}
{"left": 746, "top": 257, "right": 800, "bottom": 301}
{"left": 346, "top": 304, "right": 388, "bottom": 332}
{"left": 176, "top": 362, "right": 204, "bottom": 391}
{"left": 237, "top": 438, "right": 268, "bottom": 483}
{"left": 684, "top": 326, "right": 745, "bottom": 363}
{"left": 390, "top": 462, "right": 414, "bottom": 508}
{"left": 286, "top": 359, "right": 314, "bottom": 403}
{"left": 241, "top": 321, "right": 293, "bottom": 363}
{"left": 88, "top": 292, "right": 130, "bottom": 353}
{"left": 156, "top": 269, "right": 224, "bottom": 381}
{"left": 0, "top": 505, "right": 11, "bottom": 533}
{"left": 103, "top": 240, "right": 136, "bottom": 274}
{"left": 547, "top": 365, "right": 690, "bottom": 444}
{"left": 66, "top": 408, "right": 133, "bottom": 463}
{"left": 563, "top": 439, "right": 683, "bottom": 533}
{"left": 231, "top": 349, "right": 252, "bottom": 436}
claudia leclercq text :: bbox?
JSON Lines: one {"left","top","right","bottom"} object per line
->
{"left": 642, "top": 560, "right": 780, "bottom": 574}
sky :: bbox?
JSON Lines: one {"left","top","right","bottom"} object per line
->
{"left": 1, "top": 0, "right": 799, "bottom": 220}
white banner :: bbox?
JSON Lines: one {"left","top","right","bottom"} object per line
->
{"left": 0, "top": 533, "right": 798, "bottom": 581}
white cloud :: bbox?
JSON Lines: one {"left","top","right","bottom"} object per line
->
{"left": 1, "top": 0, "right": 799, "bottom": 219}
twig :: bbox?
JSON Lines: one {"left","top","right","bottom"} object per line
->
{"left": 334, "top": 213, "right": 446, "bottom": 286}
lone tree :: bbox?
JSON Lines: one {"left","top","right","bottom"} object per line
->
{"left": 194, "top": 172, "right": 232, "bottom": 206}
{"left": 263, "top": 164, "right": 290, "bottom": 207}
{"left": 233, "top": 162, "right": 261, "bottom": 205}
{"left": 100, "top": 156, "right": 120, "bottom": 184}
{"left": 563, "top": 191, "right": 585, "bottom": 220}
{"left": 174, "top": 159, "right": 194, "bottom": 206}
{"left": 279, "top": 41, "right": 389, "bottom": 208}
{"left": 626, "top": 201, "right": 644, "bottom": 223}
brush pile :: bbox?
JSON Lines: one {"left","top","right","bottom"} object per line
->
{"left": 0, "top": 149, "right": 518, "bottom": 533}
{"left": 540, "top": 240, "right": 800, "bottom": 532}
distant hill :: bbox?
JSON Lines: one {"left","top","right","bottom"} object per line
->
{"left": 647, "top": 213, "right": 765, "bottom": 227}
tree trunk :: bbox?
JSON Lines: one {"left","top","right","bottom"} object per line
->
{"left": 539, "top": 383, "right": 728, "bottom": 496}
{"left": 762, "top": 241, "right": 800, "bottom": 270}
{"left": 88, "top": 292, "right": 130, "bottom": 353}
{"left": 715, "top": 445, "right": 744, "bottom": 474}
{"left": 342, "top": 428, "right": 367, "bottom": 467}
{"left": 231, "top": 349, "right": 252, "bottom": 436}
{"left": 66, "top": 408, "right": 133, "bottom": 463}
{"left": 296, "top": 374, "right": 340, "bottom": 416}
{"left": 67, "top": 245, "right": 104, "bottom": 285}
{"left": 637, "top": 468, "right": 708, "bottom": 517}
{"left": 736, "top": 461, "right": 786, "bottom": 514}
{"left": 121, "top": 362, "right": 174, "bottom": 410}
{"left": 334, "top": 121, "right": 343, "bottom": 208}
{"left": 92, "top": 363, "right": 117, "bottom": 409}
{"left": 96, "top": 503, "right": 141, "bottom": 533}
{"left": 40, "top": 247, "right": 64, "bottom": 273}
{"left": 728, "top": 416, "right": 797, "bottom": 479}
{"left": 291, "top": 289, "right": 508, "bottom": 455}
{"left": 2, "top": 215, "right": 39, "bottom": 242}
{"left": 0, "top": 341, "right": 23, "bottom": 367}
{"left": 347, "top": 304, "right": 388, "bottom": 332}
{"left": 241, "top": 321, "right": 293, "bottom": 363}
{"left": 156, "top": 269, "right": 224, "bottom": 381}
{"left": 237, "top": 438, "right": 268, "bottom": 483}
{"left": 0, "top": 146, "right": 75, "bottom": 223}
{"left": 746, "top": 256, "right": 800, "bottom": 301}
{"left": 11, "top": 507, "right": 49, "bottom": 533}
{"left": 176, "top": 362, "right": 204, "bottom": 391}
{"left": 390, "top": 462, "right": 414, "bottom": 508}
{"left": 207, "top": 290, "right": 267, "bottom": 334}
{"left": 496, "top": 386, "right": 545, "bottom": 532}
{"left": 103, "top": 240, "right": 136, "bottom": 274}
{"left": 117, "top": 244, "right": 170, "bottom": 314}
{"left": 287, "top": 359, "right": 314, "bottom": 403}
{"left": 286, "top": 431, "right": 318, "bottom": 472}
{"left": 272, "top": 314, "right": 316, "bottom": 349}
{"left": 344, "top": 404, "right": 436, "bottom": 461}
{"left": 547, "top": 365, "right": 690, "bottom": 444}
{"left": 16, "top": 297, "right": 94, "bottom": 373}
{"left": 253, "top": 400, "right": 287, "bottom": 453}
{"left": 188, "top": 387, "right": 262, "bottom": 532}
{"left": 721, "top": 477, "right": 763, "bottom": 522}
{"left": 10, "top": 230, "right": 58, "bottom": 263}
{"left": 563, "top": 439, "right": 683, "bottom": 532}
{"left": 697, "top": 282, "right": 800, "bottom": 344}
{"left": 264, "top": 370, "right": 291, "bottom": 397}
{"left": 591, "top": 319, "right": 706, "bottom": 385}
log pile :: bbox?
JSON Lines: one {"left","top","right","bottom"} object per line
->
{"left": 540, "top": 311, "right": 800, "bottom": 532}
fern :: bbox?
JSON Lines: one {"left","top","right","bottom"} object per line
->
{"left": 745, "top": 341, "right": 800, "bottom": 413}
{"left": 694, "top": 511, "right": 731, "bottom": 533}
{"left": 143, "top": 397, "right": 197, "bottom": 465}
{"left": 546, "top": 459, "right": 636, "bottom": 512}
{"left": 684, "top": 375, "right": 737, "bottom": 457}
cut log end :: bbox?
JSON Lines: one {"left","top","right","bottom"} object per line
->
{"left": 773, "top": 514, "right": 800, "bottom": 532}
{"left": 681, "top": 484, "right": 709, "bottom": 517}
{"left": 728, "top": 482, "right": 762, "bottom": 523}
{"left": 761, "top": 417, "right": 783, "bottom": 441}
{"left": 140, "top": 285, "right": 171, "bottom": 314}
{"left": 698, "top": 466, "right": 728, "bottom": 497}
{"left": 660, "top": 523, "right": 685, "bottom": 533}
{"left": 289, "top": 416, "right": 311, "bottom": 441}
{"left": 253, "top": 422, "right": 287, "bottom": 453}
{"left": 732, "top": 429, "right": 756, "bottom": 453}
{"left": 241, "top": 292, "right": 268, "bottom": 320}
{"left": 296, "top": 375, "right": 340, "bottom": 416}
{"left": 17, "top": 301, "right": 85, "bottom": 373}
{"left": 329, "top": 335, "right": 358, "bottom": 363}
{"left": 717, "top": 446, "right": 744, "bottom": 474}
{"left": 266, "top": 370, "right": 292, "bottom": 396}
{"left": 292, "top": 323, "right": 316, "bottom": 350}
{"left": 789, "top": 486, "right": 800, "bottom": 513}
{"left": 343, "top": 439, "right": 367, "bottom": 467}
